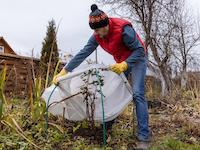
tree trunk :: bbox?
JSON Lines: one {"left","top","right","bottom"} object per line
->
{"left": 181, "top": 69, "right": 187, "bottom": 89}
{"left": 160, "top": 67, "right": 172, "bottom": 96}
{"left": 148, "top": 37, "right": 172, "bottom": 96}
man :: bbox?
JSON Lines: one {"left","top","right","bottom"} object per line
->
{"left": 53, "top": 4, "right": 151, "bottom": 149}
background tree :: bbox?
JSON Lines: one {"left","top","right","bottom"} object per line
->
{"left": 98, "top": 0, "right": 200, "bottom": 95}
{"left": 39, "top": 19, "right": 59, "bottom": 88}
{"left": 171, "top": 1, "right": 200, "bottom": 89}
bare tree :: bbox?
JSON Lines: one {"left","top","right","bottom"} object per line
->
{"left": 171, "top": 1, "right": 200, "bottom": 89}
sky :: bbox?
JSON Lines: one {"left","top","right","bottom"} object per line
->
{"left": 0, "top": 0, "right": 200, "bottom": 65}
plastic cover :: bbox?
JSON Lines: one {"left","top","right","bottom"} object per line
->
{"left": 41, "top": 64, "right": 132, "bottom": 123}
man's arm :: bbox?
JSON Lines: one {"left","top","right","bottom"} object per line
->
{"left": 64, "top": 34, "right": 99, "bottom": 72}
{"left": 122, "top": 25, "right": 145, "bottom": 67}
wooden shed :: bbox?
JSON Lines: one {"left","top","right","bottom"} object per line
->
{"left": 0, "top": 37, "right": 16, "bottom": 55}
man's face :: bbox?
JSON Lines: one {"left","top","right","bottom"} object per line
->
{"left": 94, "top": 25, "right": 109, "bottom": 38}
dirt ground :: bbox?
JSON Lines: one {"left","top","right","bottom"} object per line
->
{"left": 1, "top": 98, "right": 200, "bottom": 150}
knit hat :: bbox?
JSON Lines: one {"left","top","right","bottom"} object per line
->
{"left": 89, "top": 4, "right": 109, "bottom": 29}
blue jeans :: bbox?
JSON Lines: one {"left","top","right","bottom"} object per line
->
{"left": 103, "top": 55, "right": 150, "bottom": 141}
{"left": 124, "top": 54, "right": 150, "bottom": 142}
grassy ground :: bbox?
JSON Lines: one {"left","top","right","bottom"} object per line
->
{"left": 0, "top": 96, "right": 200, "bottom": 150}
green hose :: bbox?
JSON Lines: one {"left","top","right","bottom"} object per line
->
{"left": 95, "top": 69, "right": 106, "bottom": 148}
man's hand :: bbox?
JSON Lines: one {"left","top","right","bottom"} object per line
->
{"left": 52, "top": 68, "right": 68, "bottom": 85}
{"left": 110, "top": 61, "right": 128, "bottom": 74}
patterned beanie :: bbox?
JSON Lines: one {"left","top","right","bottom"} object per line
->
{"left": 89, "top": 4, "right": 109, "bottom": 29}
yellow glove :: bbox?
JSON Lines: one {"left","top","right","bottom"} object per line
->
{"left": 110, "top": 61, "right": 128, "bottom": 74}
{"left": 52, "top": 68, "right": 68, "bottom": 85}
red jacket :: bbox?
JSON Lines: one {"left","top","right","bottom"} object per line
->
{"left": 94, "top": 18, "right": 146, "bottom": 63}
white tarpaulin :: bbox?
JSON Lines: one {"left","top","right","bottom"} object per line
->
{"left": 41, "top": 64, "right": 133, "bottom": 123}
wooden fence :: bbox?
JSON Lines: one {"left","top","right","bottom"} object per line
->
{"left": 0, "top": 53, "right": 42, "bottom": 99}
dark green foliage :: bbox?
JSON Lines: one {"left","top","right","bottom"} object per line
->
{"left": 39, "top": 19, "right": 59, "bottom": 88}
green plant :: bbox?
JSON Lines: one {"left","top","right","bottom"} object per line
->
{"left": 53, "top": 59, "right": 61, "bottom": 78}
{"left": 0, "top": 65, "right": 6, "bottom": 120}
{"left": 39, "top": 19, "right": 60, "bottom": 89}
{"left": 31, "top": 77, "right": 46, "bottom": 122}
{"left": 0, "top": 65, "right": 41, "bottom": 149}
{"left": 150, "top": 137, "right": 200, "bottom": 150}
